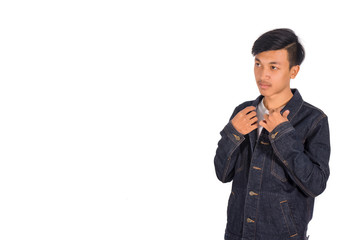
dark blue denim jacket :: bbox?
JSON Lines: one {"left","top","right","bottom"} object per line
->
{"left": 214, "top": 89, "right": 330, "bottom": 240}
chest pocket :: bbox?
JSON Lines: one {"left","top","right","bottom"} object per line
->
{"left": 271, "top": 153, "right": 288, "bottom": 182}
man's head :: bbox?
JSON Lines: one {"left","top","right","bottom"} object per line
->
{"left": 252, "top": 28, "right": 305, "bottom": 69}
{"left": 252, "top": 29, "right": 305, "bottom": 98}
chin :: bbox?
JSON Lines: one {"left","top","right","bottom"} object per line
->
{"left": 258, "top": 89, "right": 271, "bottom": 97}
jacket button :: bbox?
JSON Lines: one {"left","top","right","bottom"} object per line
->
{"left": 233, "top": 134, "right": 240, "bottom": 141}
{"left": 247, "top": 218, "right": 255, "bottom": 223}
{"left": 271, "top": 132, "right": 278, "bottom": 139}
{"left": 249, "top": 191, "right": 258, "bottom": 196}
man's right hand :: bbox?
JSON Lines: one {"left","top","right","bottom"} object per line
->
{"left": 231, "top": 106, "right": 258, "bottom": 135}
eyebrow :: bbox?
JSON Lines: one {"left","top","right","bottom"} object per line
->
{"left": 255, "top": 58, "right": 281, "bottom": 65}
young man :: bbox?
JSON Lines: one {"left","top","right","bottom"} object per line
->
{"left": 214, "top": 29, "right": 330, "bottom": 240}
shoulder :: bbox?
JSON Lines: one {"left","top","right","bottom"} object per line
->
{"left": 296, "top": 101, "right": 329, "bottom": 139}
{"left": 298, "top": 101, "right": 330, "bottom": 144}
{"left": 301, "top": 101, "right": 327, "bottom": 120}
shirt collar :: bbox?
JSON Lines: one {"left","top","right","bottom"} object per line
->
{"left": 258, "top": 98, "right": 269, "bottom": 114}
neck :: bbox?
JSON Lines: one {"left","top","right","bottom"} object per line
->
{"left": 263, "top": 89, "right": 293, "bottom": 111}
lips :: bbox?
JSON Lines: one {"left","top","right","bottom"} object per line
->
{"left": 258, "top": 82, "right": 271, "bottom": 89}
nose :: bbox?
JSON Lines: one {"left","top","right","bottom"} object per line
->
{"left": 260, "top": 68, "right": 270, "bottom": 80}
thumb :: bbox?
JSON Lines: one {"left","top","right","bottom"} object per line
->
{"left": 282, "top": 110, "right": 290, "bottom": 119}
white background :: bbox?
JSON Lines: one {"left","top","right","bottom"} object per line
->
{"left": 0, "top": 1, "right": 351, "bottom": 239}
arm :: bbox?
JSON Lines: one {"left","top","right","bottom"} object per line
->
{"left": 269, "top": 115, "right": 330, "bottom": 197}
{"left": 214, "top": 105, "right": 258, "bottom": 183}
{"left": 214, "top": 122, "right": 246, "bottom": 183}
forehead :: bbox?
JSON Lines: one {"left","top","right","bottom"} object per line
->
{"left": 255, "top": 49, "right": 289, "bottom": 65}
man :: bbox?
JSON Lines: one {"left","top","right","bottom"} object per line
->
{"left": 214, "top": 28, "right": 330, "bottom": 240}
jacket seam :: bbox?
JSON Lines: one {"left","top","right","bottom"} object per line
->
{"left": 303, "top": 114, "right": 327, "bottom": 142}
{"left": 274, "top": 124, "right": 294, "bottom": 141}
{"left": 271, "top": 152, "right": 288, "bottom": 182}
{"left": 289, "top": 100, "right": 303, "bottom": 121}
{"left": 271, "top": 141, "right": 317, "bottom": 198}
{"left": 254, "top": 154, "right": 267, "bottom": 239}
{"left": 221, "top": 139, "right": 244, "bottom": 182}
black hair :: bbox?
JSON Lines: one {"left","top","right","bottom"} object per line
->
{"left": 251, "top": 28, "right": 305, "bottom": 69}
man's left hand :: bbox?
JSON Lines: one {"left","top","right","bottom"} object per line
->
{"left": 259, "top": 109, "right": 290, "bottom": 133}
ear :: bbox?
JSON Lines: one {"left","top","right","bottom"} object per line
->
{"left": 290, "top": 65, "right": 300, "bottom": 79}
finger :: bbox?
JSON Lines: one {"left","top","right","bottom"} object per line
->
{"left": 250, "top": 117, "right": 258, "bottom": 125}
{"left": 247, "top": 111, "right": 257, "bottom": 119}
{"left": 282, "top": 110, "right": 290, "bottom": 119}
{"left": 236, "top": 107, "right": 253, "bottom": 118}
{"left": 263, "top": 113, "right": 269, "bottom": 121}
{"left": 241, "top": 106, "right": 256, "bottom": 115}
{"left": 259, "top": 120, "right": 270, "bottom": 132}
{"left": 258, "top": 120, "right": 265, "bottom": 127}
{"left": 250, "top": 122, "right": 258, "bottom": 130}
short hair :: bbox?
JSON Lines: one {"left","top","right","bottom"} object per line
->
{"left": 251, "top": 28, "right": 305, "bottom": 68}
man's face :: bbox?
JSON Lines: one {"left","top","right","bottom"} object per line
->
{"left": 254, "top": 49, "right": 298, "bottom": 98}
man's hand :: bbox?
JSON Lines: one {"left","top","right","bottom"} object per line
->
{"left": 259, "top": 109, "right": 290, "bottom": 133}
{"left": 231, "top": 106, "right": 258, "bottom": 135}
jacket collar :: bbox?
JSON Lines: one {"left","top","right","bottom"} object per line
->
{"left": 281, "top": 89, "right": 304, "bottom": 122}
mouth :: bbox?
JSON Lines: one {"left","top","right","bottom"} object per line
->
{"left": 258, "top": 82, "right": 271, "bottom": 89}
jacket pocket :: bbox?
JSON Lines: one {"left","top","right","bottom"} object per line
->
{"left": 271, "top": 153, "right": 288, "bottom": 182}
{"left": 280, "top": 200, "right": 298, "bottom": 238}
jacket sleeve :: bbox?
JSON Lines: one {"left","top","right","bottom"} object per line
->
{"left": 214, "top": 106, "right": 247, "bottom": 183}
{"left": 269, "top": 115, "right": 330, "bottom": 197}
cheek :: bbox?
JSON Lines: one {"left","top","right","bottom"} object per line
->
{"left": 274, "top": 73, "right": 291, "bottom": 86}
{"left": 254, "top": 68, "right": 261, "bottom": 79}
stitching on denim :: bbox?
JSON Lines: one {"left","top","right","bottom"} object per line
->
{"left": 271, "top": 153, "right": 288, "bottom": 182}
{"left": 287, "top": 203, "right": 298, "bottom": 236}
{"left": 271, "top": 142, "right": 316, "bottom": 198}
{"left": 253, "top": 154, "right": 267, "bottom": 239}
{"left": 274, "top": 125, "right": 294, "bottom": 141}
{"left": 302, "top": 102, "right": 325, "bottom": 114}
{"left": 303, "top": 114, "right": 327, "bottom": 143}
{"left": 280, "top": 200, "right": 298, "bottom": 237}
{"left": 240, "top": 151, "right": 258, "bottom": 239}
{"left": 270, "top": 121, "right": 288, "bottom": 136}
{"left": 222, "top": 138, "right": 244, "bottom": 182}
{"left": 289, "top": 100, "right": 303, "bottom": 121}
{"left": 280, "top": 200, "right": 291, "bottom": 236}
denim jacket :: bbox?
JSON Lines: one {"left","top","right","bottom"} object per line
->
{"left": 214, "top": 89, "right": 330, "bottom": 240}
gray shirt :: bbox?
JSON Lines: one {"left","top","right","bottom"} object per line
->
{"left": 256, "top": 99, "right": 269, "bottom": 138}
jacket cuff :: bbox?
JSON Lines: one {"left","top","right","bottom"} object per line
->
{"left": 224, "top": 121, "right": 245, "bottom": 145}
{"left": 268, "top": 121, "right": 294, "bottom": 142}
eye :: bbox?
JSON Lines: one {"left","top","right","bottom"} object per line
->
{"left": 271, "top": 66, "right": 279, "bottom": 70}
{"left": 255, "top": 62, "right": 261, "bottom": 67}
